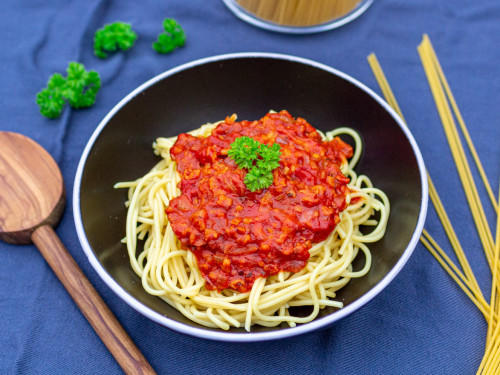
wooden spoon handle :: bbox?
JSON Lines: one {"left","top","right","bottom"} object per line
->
{"left": 32, "top": 225, "right": 156, "bottom": 375}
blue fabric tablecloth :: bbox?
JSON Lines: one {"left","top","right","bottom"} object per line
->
{"left": 1, "top": 0, "right": 499, "bottom": 374}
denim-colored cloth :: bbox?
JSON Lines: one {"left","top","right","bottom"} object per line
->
{"left": 1, "top": 0, "right": 498, "bottom": 374}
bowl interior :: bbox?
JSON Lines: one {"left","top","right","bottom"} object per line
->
{"left": 76, "top": 54, "right": 425, "bottom": 338}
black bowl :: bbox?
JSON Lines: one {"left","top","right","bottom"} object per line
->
{"left": 73, "top": 53, "right": 428, "bottom": 341}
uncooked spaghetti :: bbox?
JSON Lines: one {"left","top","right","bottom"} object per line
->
{"left": 368, "top": 35, "right": 500, "bottom": 374}
{"left": 236, "top": 0, "right": 362, "bottom": 27}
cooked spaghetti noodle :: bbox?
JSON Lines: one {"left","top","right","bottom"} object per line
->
{"left": 115, "top": 112, "right": 389, "bottom": 331}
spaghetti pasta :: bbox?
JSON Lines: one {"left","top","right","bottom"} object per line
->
{"left": 235, "top": 0, "right": 362, "bottom": 27}
{"left": 368, "top": 52, "right": 485, "bottom": 300}
{"left": 368, "top": 35, "right": 500, "bottom": 374}
{"left": 115, "top": 113, "right": 389, "bottom": 331}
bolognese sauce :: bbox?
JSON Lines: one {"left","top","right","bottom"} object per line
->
{"left": 166, "top": 111, "right": 353, "bottom": 293}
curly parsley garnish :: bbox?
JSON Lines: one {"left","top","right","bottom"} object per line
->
{"left": 228, "top": 136, "right": 281, "bottom": 192}
{"left": 36, "top": 62, "right": 101, "bottom": 118}
{"left": 63, "top": 62, "right": 101, "bottom": 108}
{"left": 36, "top": 74, "right": 66, "bottom": 119}
{"left": 153, "top": 18, "right": 186, "bottom": 54}
{"left": 93, "top": 22, "right": 137, "bottom": 59}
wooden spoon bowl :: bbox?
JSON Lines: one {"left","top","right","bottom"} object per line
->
{"left": 0, "top": 131, "right": 155, "bottom": 375}
{"left": 0, "top": 132, "right": 65, "bottom": 243}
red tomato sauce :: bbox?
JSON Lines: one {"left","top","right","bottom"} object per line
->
{"left": 166, "top": 111, "right": 353, "bottom": 293}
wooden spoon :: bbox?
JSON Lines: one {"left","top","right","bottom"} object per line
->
{"left": 0, "top": 131, "right": 156, "bottom": 375}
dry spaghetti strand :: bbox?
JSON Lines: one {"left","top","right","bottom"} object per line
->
{"left": 418, "top": 35, "right": 500, "bottom": 374}
{"left": 477, "top": 186, "right": 500, "bottom": 375}
{"left": 236, "top": 0, "right": 361, "bottom": 27}
{"left": 367, "top": 53, "right": 483, "bottom": 299}
{"left": 420, "top": 35, "right": 497, "bottom": 212}
{"left": 419, "top": 36, "right": 500, "bottom": 306}
{"left": 419, "top": 36, "right": 500, "bottom": 375}
{"left": 369, "top": 44, "right": 500, "bottom": 373}
{"left": 418, "top": 36, "right": 495, "bottom": 270}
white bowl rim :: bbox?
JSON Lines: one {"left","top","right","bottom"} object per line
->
{"left": 73, "top": 52, "right": 428, "bottom": 342}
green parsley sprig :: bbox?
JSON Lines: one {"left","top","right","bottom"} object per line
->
{"left": 93, "top": 22, "right": 137, "bottom": 59}
{"left": 36, "top": 62, "right": 101, "bottom": 118}
{"left": 153, "top": 18, "right": 186, "bottom": 54}
{"left": 63, "top": 62, "right": 101, "bottom": 108}
{"left": 228, "top": 136, "right": 281, "bottom": 192}
{"left": 36, "top": 74, "right": 66, "bottom": 119}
